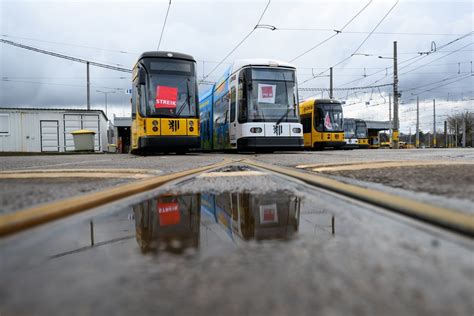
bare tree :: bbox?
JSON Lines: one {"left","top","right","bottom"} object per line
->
{"left": 447, "top": 111, "right": 473, "bottom": 147}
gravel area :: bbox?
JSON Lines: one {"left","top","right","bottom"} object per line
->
{"left": 0, "top": 178, "right": 133, "bottom": 215}
{"left": 323, "top": 165, "right": 474, "bottom": 202}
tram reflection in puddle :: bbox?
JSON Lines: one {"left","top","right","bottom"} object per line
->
{"left": 133, "top": 191, "right": 300, "bottom": 254}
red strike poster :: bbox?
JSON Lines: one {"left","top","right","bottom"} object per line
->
{"left": 157, "top": 202, "right": 180, "bottom": 226}
{"left": 155, "top": 86, "right": 178, "bottom": 109}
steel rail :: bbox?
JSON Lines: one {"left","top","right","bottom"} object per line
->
{"left": 244, "top": 159, "right": 474, "bottom": 238}
{"left": 0, "top": 160, "right": 232, "bottom": 237}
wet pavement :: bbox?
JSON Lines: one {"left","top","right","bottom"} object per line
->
{"left": 1, "top": 166, "right": 473, "bottom": 315}
{"left": 2, "top": 149, "right": 473, "bottom": 215}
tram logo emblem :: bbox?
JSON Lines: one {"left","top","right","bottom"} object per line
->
{"left": 273, "top": 124, "right": 283, "bottom": 136}
{"left": 169, "top": 120, "right": 180, "bottom": 132}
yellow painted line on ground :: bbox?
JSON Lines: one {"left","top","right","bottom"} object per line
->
{"left": 0, "top": 160, "right": 231, "bottom": 237}
{"left": 296, "top": 160, "right": 474, "bottom": 172}
{"left": 0, "top": 169, "right": 162, "bottom": 179}
{"left": 245, "top": 159, "right": 474, "bottom": 237}
{"left": 0, "top": 173, "right": 152, "bottom": 179}
{"left": 296, "top": 161, "right": 394, "bottom": 169}
{"left": 198, "top": 170, "right": 266, "bottom": 177}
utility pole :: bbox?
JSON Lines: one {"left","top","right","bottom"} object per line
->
{"left": 433, "top": 99, "right": 436, "bottom": 148}
{"left": 409, "top": 127, "right": 412, "bottom": 146}
{"left": 455, "top": 120, "right": 458, "bottom": 147}
{"left": 392, "top": 41, "right": 399, "bottom": 149}
{"left": 329, "top": 67, "right": 334, "bottom": 99}
{"left": 462, "top": 119, "right": 466, "bottom": 147}
{"left": 416, "top": 96, "right": 419, "bottom": 148}
{"left": 96, "top": 90, "right": 115, "bottom": 120}
{"left": 444, "top": 121, "right": 447, "bottom": 148}
{"left": 86, "top": 62, "right": 90, "bottom": 110}
{"left": 389, "top": 93, "right": 392, "bottom": 145}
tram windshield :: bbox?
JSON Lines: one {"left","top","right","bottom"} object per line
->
{"left": 355, "top": 120, "right": 368, "bottom": 138}
{"left": 246, "top": 68, "right": 298, "bottom": 122}
{"left": 314, "top": 103, "right": 343, "bottom": 132}
{"left": 343, "top": 119, "right": 356, "bottom": 138}
{"left": 142, "top": 59, "right": 197, "bottom": 118}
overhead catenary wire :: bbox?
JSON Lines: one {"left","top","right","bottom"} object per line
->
{"left": 411, "top": 74, "right": 473, "bottom": 96}
{"left": 274, "top": 29, "right": 466, "bottom": 37}
{"left": 157, "top": 0, "right": 172, "bottom": 51}
{"left": 337, "top": 31, "right": 473, "bottom": 90}
{"left": 0, "top": 39, "right": 132, "bottom": 73}
{"left": 402, "top": 73, "right": 472, "bottom": 93}
{"left": 1, "top": 78, "right": 124, "bottom": 91}
{"left": 336, "top": 33, "right": 474, "bottom": 102}
{"left": 289, "top": 0, "right": 373, "bottom": 63}
{"left": 300, "top": 0, "right": 399, "bottom": 85}
{"left": 200, "top": 0, "right": 272, "bottom": 82}
{"left": 299, "top": 83, "right": 392, "bottom": 92}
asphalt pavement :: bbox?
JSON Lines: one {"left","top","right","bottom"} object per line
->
{"left": 1, "top": 166, "right": 473, "bottom": 315}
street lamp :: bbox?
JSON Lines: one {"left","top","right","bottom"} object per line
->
{"left": 96, "top": 90, "right": 115, "bottom": 120}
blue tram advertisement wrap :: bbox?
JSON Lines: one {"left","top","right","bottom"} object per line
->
{"left": 199, "top": 59, "right": 304, "bottom": 151}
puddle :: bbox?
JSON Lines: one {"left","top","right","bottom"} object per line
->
{"left": 133, "top": 191, "right": 300, "bottom": 255}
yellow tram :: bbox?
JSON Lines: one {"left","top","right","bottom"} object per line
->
{"left": 299, "top": 99, "right": 345, "bottom": 150}
{"left": 131, "top": 52, "right": 200, "bottom": 154}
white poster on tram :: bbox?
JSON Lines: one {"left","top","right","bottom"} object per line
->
{"left": 257, "top": 84, "right": 276, "bottom": 104}
{"left": 259, "top": 203, "right": 278, "bottom": 224}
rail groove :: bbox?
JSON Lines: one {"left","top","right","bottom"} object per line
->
{"left": 245, "top": 159, "right": 474, "bottom": 238}
{"left": 2, "top": 159, "right": 473, "bottom": 239}
{"left": 0, "top": 160, "right": 232, "bottom": 237}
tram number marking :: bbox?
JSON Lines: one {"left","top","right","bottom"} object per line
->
{"left": 273, "top": 124, "right": 283, "bottom": 136}
{"left": 169, "top": 120, "right": 180, "bottom": 132}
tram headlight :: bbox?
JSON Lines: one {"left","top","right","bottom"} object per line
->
{"left": 189, "top": 127, "right": 194, "bottom": 132}
{"left": 292, "top": 127, "right": 301, "bottom": 134}
{"left": 250, "top": 127, "right": 262, "bottom": 133}
{"left": 152, "top": 127, "right": 158, "bottom": 132}
{"left": 189, "top": 121, "right": 194, "bottom": 127}
{"left": 152, "top": 120, "right": 158, "bottom": 126}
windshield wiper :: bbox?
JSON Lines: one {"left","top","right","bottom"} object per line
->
{"left": 276, "top": 107, "right": 293, "bottom": 125}
{"left": 276, "top": 72, "right": 293, "bottom": 125}
{"left": 176, "top": 79, "right": 192, "bottom": 117}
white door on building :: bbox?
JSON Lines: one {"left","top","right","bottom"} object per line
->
{"left": 40, "top": 120, "right": 59, "bottom": 152}
{"left": 63, "top": 114, "right": 101, "bottom": 151}
{"left": 82, "top": 115, "right": 101, "bottom": 151}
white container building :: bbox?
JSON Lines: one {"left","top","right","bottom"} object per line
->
{"left": 0, "top": 108, "right": 108, "bottom": 152}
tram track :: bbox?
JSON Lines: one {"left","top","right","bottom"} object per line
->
{"left": 1, "top": 158, "right": 473, "bottom": 239}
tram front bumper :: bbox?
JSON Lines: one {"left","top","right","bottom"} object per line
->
{"left": 139, "top": 136, "right": 200, "bottom": 150}
{"left": 237, "top": 137, "right": 304, "bottom": 150}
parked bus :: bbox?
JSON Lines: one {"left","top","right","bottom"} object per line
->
{"left": 199, "top": 59, "right": 303, "bottom": 152}
{"left": 130, "top": 51, "right": 200, "bottom": 154}
{"left": 342, "top": 118, "right": 369, "bottom": 149}
{"left": 299, "top": 99, "right": 345, "bottom": 150}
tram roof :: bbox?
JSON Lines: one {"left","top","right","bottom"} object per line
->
{"left": 301, "top": 98, "right": 343, "bottom": 105}
{"left": 345, "top": 118, "right": 366, "bottom": 123}
{"left": 232, "top": 58, "right": 296, "bottom": 71}
{"left": 137, "top": 51, "right": 196, "bottom": 62}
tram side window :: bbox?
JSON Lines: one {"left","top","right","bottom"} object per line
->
{"left": 238, "top": 71, "right": 248, "bottom": 123}
{"left": 132, "top": 82, "right": 137, "bottom": 118}
{"left": 314, "top": 107, "right": 324, "bottom": 131}
{"left": 139, "top": 85, "right": 147, "bottom": 116}
{"left": 301, "top": 115, "right": 312, "bottom": 133}
{"left": 230, "top": 86, "right": 236, "bottom": 123}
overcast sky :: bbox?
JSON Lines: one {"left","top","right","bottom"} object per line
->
{"left": 1, "top": 0, "right": 472, "bottom": 132}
